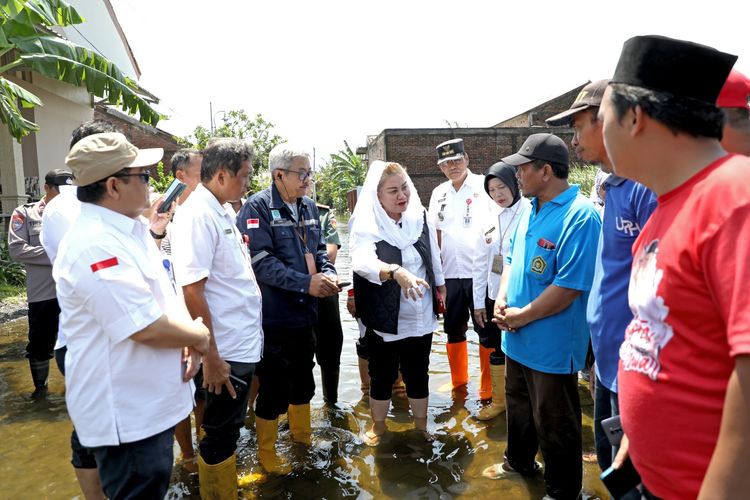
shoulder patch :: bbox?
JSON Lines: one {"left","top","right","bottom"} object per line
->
{"left": 247, "top": 218, "right": 260, "bottom": 229}
{"left": 10, "top": 213, "right": 25, "bottom": 232}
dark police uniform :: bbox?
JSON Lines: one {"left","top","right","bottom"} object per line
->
{"left": 238, "top": 184, "right": 337, "bottom": 419}
{"left": 313, "top": 203, "right": 344, "bottom": 403}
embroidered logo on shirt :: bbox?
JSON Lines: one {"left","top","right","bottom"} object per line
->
{"left": 620, "top": 240, "right": 673, "bottom": 381}
{"left": 530, "top": 256, "right": 547, "bottom": 274}
{"left": 90, "top": 257, "right": 119, "bottom": 273}
{"left": 246, "top": 218, "right": 259, "bottom": 229}
{"left": 10, "top": 213, "right": 24, "bottom": 232}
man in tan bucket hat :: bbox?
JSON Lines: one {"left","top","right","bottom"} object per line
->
{"left": 55, "top": 132, "right": 210, "bottom": 499}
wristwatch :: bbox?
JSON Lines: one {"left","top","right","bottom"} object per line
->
{"left": 388, "top": 264, "right": 400, "bottom": 280}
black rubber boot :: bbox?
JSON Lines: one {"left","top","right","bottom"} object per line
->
{"left": 321, "top": 367, "right": 340, "bottom": 404}
{"left": 29, "top": 358, "right": 50, "bottom": 399}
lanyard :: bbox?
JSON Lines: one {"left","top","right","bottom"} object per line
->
{"left": 290, "top": 205, "right": 309, "bottom": 252}
{"left": 498, "top": 202, "right": 521, "bottom": 251}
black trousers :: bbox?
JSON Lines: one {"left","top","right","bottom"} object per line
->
{"left": 93, "top": 426, "right": 175, "bottom": 500}
{"left": 368, "top": 330, "right": 432, "bottom": 400}
{"left": 478, "top": 295, "right": 505, "bottom": 365}
{"left": 443, "top": 278, "right": 476, "bottom": 343}
{"left": 505, "top": 355, "right": 582, "bottom": 500}
{"left": 313, "top": 294, "right": 343, "bottom": 371}
{"left": 255, "top": 326, "right": 316, "bottom": 420}
{"left": 199, "top": 361, "right": 255, "bottom": 464}
{"left": 26, "top": 298, "right": 60, "bottom": 361}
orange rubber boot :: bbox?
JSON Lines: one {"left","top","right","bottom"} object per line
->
{"left": 446, "top": 341, "right": 469, "bottom": 389}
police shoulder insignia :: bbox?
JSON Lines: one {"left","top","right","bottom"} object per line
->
{"left": 11, "top": 213, "right": 25, "bottom": 232}
{"left": 330, "top": 216, "right": 337, "bottom": 229}
{"left": 530, "top": 256, "right": 547, "bottom": 274}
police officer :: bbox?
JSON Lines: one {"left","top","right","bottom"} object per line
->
{"left": 8, "top": 168, "right": 73, "bottom": 398}
{"left": 312, "top": 199, "right": 344, "bottom": 404}
{"left": 238, "top": 143, "right": 338, "bottom": 473}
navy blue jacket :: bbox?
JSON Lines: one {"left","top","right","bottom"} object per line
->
{"left": 238, "top": 184, "right": 336, "bottom": 329}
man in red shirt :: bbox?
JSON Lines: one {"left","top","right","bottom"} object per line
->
{"left": 599, "top": 35, "right": 750, "bottom": 499}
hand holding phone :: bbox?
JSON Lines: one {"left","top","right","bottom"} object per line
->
{"left": 157, "top": 178, "right": 187, "bottom": 213}
{"left": 337, "top": 281, "right": 351, "bottom": 290}
{"left": 600, "top": 457, "right": 641, "bottom": 499}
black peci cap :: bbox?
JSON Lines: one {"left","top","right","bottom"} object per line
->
{"left": 611, "top": 35, "right": 737, "bottom": 105}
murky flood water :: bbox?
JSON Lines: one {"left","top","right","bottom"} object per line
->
{"left": 0, "top": 227, "right": 608, "bottom": 499}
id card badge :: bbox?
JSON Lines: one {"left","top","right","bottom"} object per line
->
{"left": 491, "top": 254, "right": 504, "bottom": 274}
{"left": 463, "top": 216, "right": 472, "bottom": 228}
{"left": 304, "top": 251, "right": 317, "bottom": 274}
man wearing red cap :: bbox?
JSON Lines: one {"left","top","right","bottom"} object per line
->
{"left": 717, "top": 69, "right": 750, "bottom": 155}
{"left": 600, "top": 35, "right": 750, "bottom": 499}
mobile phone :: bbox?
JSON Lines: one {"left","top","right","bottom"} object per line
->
{"left": 600, "top": 458, "right": 641, "bottom": 499}
{"left": 157, "top": 178, "right": 187, "bottom": 213}
{"left": 601, "top": 415, "right": 624, "bottom": 447}
{"left": 228, "top": 373, "right": 248, "bottom": 393}
{"left": 337, "top": 281, "right": 351, "bottom": 290}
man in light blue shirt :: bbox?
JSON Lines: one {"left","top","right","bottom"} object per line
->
{"left": 483, "top": 133, "right": 601, "bottom": 500}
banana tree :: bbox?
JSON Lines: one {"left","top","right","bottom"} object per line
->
{"left": 0, "top": 0, "right": 161, "bottom": 141}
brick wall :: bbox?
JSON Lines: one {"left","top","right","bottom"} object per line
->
{"left": 366, "top": 127, "right": 574, "bottom": 201}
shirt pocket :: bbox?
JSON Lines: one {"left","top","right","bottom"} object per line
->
{"left": 527, "top": 245, "right": 556, "bottom": 285}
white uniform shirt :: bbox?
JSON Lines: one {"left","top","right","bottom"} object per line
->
{"left": 428, "top": 171, "right": 496, "bottom": 279}
{"left": 54, "top": 203, "right": 193, "bottom": 447}
{"left": 472, "top": 197, "right": 532, "bottom": 308}
{"left": 171, "top": 184, "right": 263, "bottom": 363}
{"left": 40, "top": 186, "right": 80, "bottom": 349}
{"left": 352, "top": 218, "right": 445, "bottom": 342}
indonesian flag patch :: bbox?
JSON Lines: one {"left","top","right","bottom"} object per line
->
{"left": 90, "top": 257, "right": 119, "bottom": 273}
{"left": 246, "top": 218, "right": 259, "bottom": 229}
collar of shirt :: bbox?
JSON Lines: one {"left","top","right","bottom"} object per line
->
{"left": 531, "top": 184, "right": 580, "bottom": 212}
{"left": 194, "top": 183, "right": 231, "bottom": 218}
{"left": 605, "top": 174, "right": 627, "bottom": 187}
{"left": 449, "top": 170, "right": 482, "bottom": 194}
{"left": 81, "top": 202, "right": 143, "bottom": 238}
{"left": 270, "top": 182, "right": 302, "bottom": 211}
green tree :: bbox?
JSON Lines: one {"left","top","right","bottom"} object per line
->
{"left": 183, "top": 110, "right": 284, "bottom": 195}
{"left": 0, "top": 0, "right": 161, "bottom": 140}
{"left": 315, "top": 141, "right": 366, "bottom": 213}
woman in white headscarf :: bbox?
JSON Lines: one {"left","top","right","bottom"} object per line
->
{"left": 350, "top": 161, "right": 446, "bottom": 446}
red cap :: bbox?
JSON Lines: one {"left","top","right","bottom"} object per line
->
{"left": 717, "top": 69, "right": 750, "bottom": 108}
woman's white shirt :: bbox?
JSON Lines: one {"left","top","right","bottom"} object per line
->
{"left": 472, "top": 197, "right": 532, "bottom": 309}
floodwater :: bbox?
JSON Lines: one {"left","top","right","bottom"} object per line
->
{"left": 0, "top": 227, "right": 608, "bottom": 499}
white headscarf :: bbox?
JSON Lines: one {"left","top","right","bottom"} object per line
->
{"left": 349, "top": 160, "right": 425, "bottom": 252}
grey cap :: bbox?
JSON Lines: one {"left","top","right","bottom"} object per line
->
{"left": 502, "top": 133, "right": 569, "bottom": 167}
{"left": 546, "top": 79, "right": 610, "bottom": 127}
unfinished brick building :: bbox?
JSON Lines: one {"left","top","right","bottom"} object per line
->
{"left": 363, "top": 83, "right": 587, "bottom": 198}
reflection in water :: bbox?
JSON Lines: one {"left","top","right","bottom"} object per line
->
{"left": 0, "top": 226, "right": 607, "bottom": 499}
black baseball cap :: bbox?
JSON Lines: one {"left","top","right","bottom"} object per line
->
{"left": 546, "top": 79, "right": 610, "bottom": 126}
{"left": 44, "top": 169, "right": 74, "bottom": 186}
{"left": 502, "top": 133, "right": 569, "bottom": 167}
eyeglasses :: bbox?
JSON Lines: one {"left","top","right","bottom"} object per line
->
{"left": 279, "top": 168, "right": 313, "bottom": 181}
{"left": 113, "top": 170, "right": 151, "bottom": 183}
